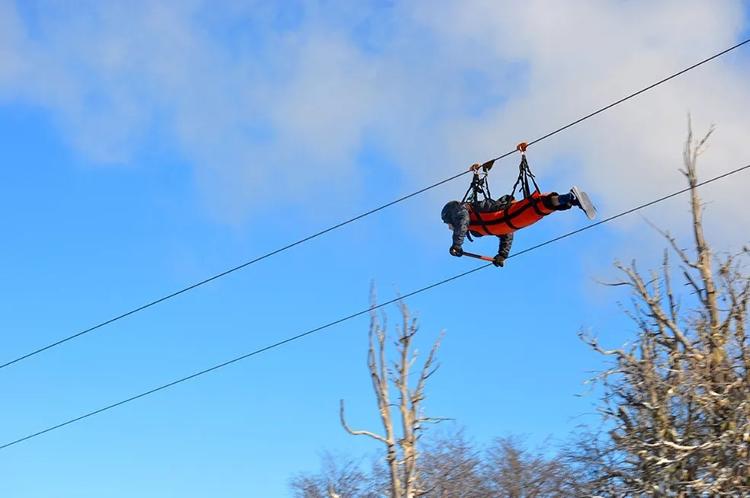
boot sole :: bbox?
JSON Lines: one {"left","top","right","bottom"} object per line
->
{"left": 571, "top": 186, "right": 597, "bottom": 220}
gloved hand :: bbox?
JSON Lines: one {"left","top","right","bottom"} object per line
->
{"left": 449, "top": 245, "right": 463, "bottom": 257}
{"left": 492, "top": 254, "right": 505, "bottom": 267}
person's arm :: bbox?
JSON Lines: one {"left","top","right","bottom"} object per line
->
{"left": 493, "top": 232, "right": 514, "bottom": 266}
{"left": 450, "top": 205, "right": 470, "bottom": 256}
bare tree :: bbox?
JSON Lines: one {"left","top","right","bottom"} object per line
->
{"left": 581, "top": 121, "right": 750, "bottom": 496}
{"left": 482, "top": 436, "right": 580, "bottom": 498}
{"left": 291, "top": 428, "right": 588, "bottom": 498}
{"left": 559, "top": 428, "right": 627, "bottom": 497}
{"left": 292, "top": 289, "right": 589, "bottom": 497}
{"left": 417, "top": 428, "right": 489, "bottom": 497}
{"left": 339, "top": 293, "right": 444, "bottom": 498}
{"left": 289, "top": 453, "right": 379, "bottom": 498}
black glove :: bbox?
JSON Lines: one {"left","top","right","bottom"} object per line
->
{"left": 449, "top": 245, "right": 463, "bottom": 257}
{"left": 492, "top": 254, "right": 505, "bottom": 267}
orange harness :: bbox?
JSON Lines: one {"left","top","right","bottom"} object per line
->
{"left": 467, "top": 192, "right": 555, "bottom": 236}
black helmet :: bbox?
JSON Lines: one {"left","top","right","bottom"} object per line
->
{"left": 441, "top": 201, "right": 460, "bottom": 224}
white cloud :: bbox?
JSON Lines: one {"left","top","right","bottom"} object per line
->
{"left": 0, "top": 0, "right": 748, "bottom": 240}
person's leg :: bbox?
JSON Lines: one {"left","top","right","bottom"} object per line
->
{"left": 555, "top": 192, "right": 578, "bottom": 209}
{"left": 544, "top": 187, "right": 596, "bottom": 219}
{"left": 541, "top": 192, "right": 576, "bottom": 211}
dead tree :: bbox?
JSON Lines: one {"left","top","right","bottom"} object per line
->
{"left": 288, "top": 452, "right": 377, "bottom": 498}
{"left": 340, "top": 294, "right": 444, "bottom": 498}
{"left": 582, "top": 121, "right": 750, "bottom": 496}
{"left": 482, "top": 436, "right": 580, "bottom": 498}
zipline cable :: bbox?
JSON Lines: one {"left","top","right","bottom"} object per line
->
{"left": 2, "top": 162, "right": 748, "bottom": 451}
{"left": 1, "top": 37, "right": 748, "bottom": 372}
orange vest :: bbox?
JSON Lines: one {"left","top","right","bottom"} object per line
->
{"left": 468, "top": 192, "right": 555, "bottom": 236}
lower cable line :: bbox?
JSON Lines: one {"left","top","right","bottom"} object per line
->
{"left": 1, "top": 163, "right": 748, "bottom": 451}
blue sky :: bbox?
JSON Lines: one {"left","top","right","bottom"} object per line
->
{"left": 1, "top": 1, "right": 749, "bottom": 496}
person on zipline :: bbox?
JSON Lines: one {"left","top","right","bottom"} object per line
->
{"left": 440, "top": 145, "right": 596, "bottom": 267}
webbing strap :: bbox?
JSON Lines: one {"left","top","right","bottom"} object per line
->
{"left": 460, "top": 182, "right": 475, "bottom": 204}
{"left": 511, "top": 155, "right": 541, "bottom": 200}
{"left": 461, "top": 172, "right": 492, "bottom": 204}
{"left": 530, "top": 196, "right": 547, "bottom": 217}
{"left": 503, "top": 207, "right": 521, "bottom": 231}
{"left": 469, "top": 205, "right": 493, "bottom": 236}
